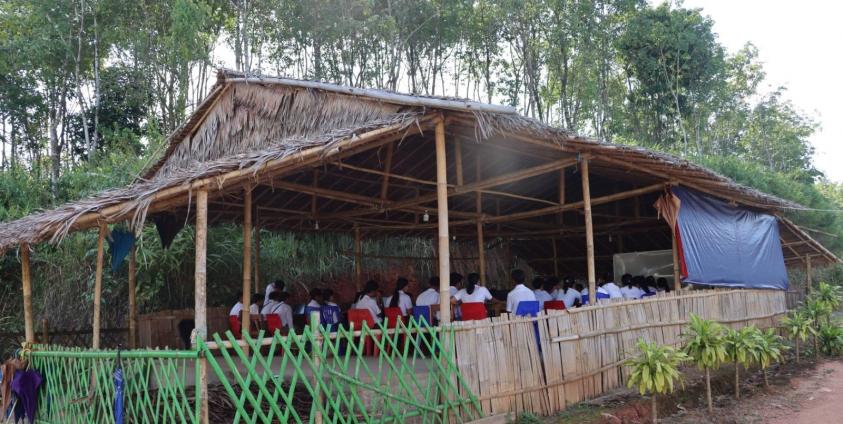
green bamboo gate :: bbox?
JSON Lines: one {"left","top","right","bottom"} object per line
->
{"left": 28, "top": 317, "right": 481, "bottom": 424}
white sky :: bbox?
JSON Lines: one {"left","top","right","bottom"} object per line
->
{"left": 680, "top": 0, "right": 843, "bottom": 182}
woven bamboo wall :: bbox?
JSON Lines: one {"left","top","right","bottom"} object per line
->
{"left": 451, "top": 289, "right": 786, "bottom": 416}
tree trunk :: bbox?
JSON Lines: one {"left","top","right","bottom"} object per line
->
{"left": 705, "top": 367, "right": 713, "bottom": 413}
{"left": 796, "top": 339, "right": 800, "bottom": 363}
{"left": 651, "top": 394, "right": 658, "bottom": 424}
{"left": 735, "top": 361, "right": 740, "bottom": 399}
{"left": 763, "top": 368, "right": 769, "bottom": 388}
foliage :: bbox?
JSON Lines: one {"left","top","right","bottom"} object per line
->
{"left": 814, "top": 282, "right": 843, "bottom": 313}
{"left": 724, "top": 326, "right": 760, "bottom": 369}
{"left": 781, "top": 310, "right": 814, "bottom": 362}
{"left": 626, "top": 338, "right": 689, "bottom": 396}
{"left": 817, "top": 323, "right": 843, "bottom": 356}
{"left": 683, "top": 314, "right": 728, "bottom": 370}
{"left": 755, "top": 328, "right": 785, "bottom": 370}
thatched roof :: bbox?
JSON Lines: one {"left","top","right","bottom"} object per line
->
{"left": 0, "top": 69, "right": 837, "bottom": 267}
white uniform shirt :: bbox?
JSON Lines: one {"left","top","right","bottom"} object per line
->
{"left": 647, "top": 286, "right": 659, "bottom": 294}
{"left": 261, "top": 300, "right": 294, "bottom": 329}
{"left": 581, "top": 287, "right": 609, "bottom": 305}
{"left": 416, "top": 288, "right": 439, "bottom": 307}
{"left": 229, "top": 302, "right": 244, "bottom": 317}
{"left": 455, "top": 286, "right": 493, "bottom": 303}
{"left": 354, "top": 294, "right": 382, "bottom": 323}
{"left": 560, "top": 288, "right": 581, "bottom": 309}
{"left": 620, "top": 286, "right": 639, "bottom": 299}
{"left": 260, "top": 300, "right": 278, "bottom": 317}
{"left": 382, "top": 290, "right": 414, "bottom": 315}
{"left": 264, "top": 282, "right": 287, "bottom": 303}
{"left": 307, "top": 300, "right": 321, "bottom": 309}
{"left": 533, "top": 289, "right": 553, "bottom": 310}
{"left": 506, "top": 284, "right": 537, "bottom": 313}
{"left": 603, "top": 282, "right": 623, "bottom": 299}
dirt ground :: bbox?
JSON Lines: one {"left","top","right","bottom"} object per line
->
{"left": 540, "top": 355, "right": 843, "bottom": 424}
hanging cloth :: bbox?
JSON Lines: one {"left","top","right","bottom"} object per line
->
{"left": 113, "top": 351, "right": 124, "bottom": 424}
{"left": 653, "top": 190, "right": 681, "bottom": 230}
{"left": 153, "top": 213, "right": 184, "bottom": 249}
{"left": 107, "top": 229, "right": 135, "bottom": 272}
{"left": 11, "top": 369, "right": 42, "bottom": 424}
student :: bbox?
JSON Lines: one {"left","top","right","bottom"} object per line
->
{"left": 546, "top": 276, "right": 562, "bottom": 299}
{"left": 353, "top": 280, "right": 382, "bottom": 323}
{"left": 383, "top": 277, "right": 413, "bottom": 316}
{"left": 449, "top": 272, "right": 463, "bottom": 297}
{"left": 455, "top": 273, "right": 494, "bottom": 303}
{"left": 307, "top": 288, "right": 323, "bottom": 309}
{"left": 576, "top": 283, "right": 588, "bottom": 305}
{"left": 532, "top": 276, "right": 552, "bottom": 310}
{"left": 262, "top": 291, "right": 294, "bottom": 331}
{"left": 416, "top": 276, "right": 441, "bottom": 320}
{"left": 229, "top": 291, "right": 245, "bottom": 316}
{"left": 506, "top": 269, "right": 537, "bottom": 313}
{"left": 657, "top": 277, "right": 670, "bottom": 293}
{"left": 631, "top": 276, "right": 647, "bottom": 298}
{"left": 645, "top": 276, "right": 659, "bottom": 294}
{"left": 620, "top": 274, "right": 638, "bottom": 299}
{"left": 264, "top": 279, "right": 286, "bottom": 304}
{"left": 321, "top": 288, "right": 341, "bottom": 326}
{"left": 601, "top": 273, "right": 623, "bottom": 299}
{"left": 582, "top": 281, "right": 609, "bottom": 305}
{"left": 559, "top": 278, "right": 581, "bottom": 309}
{"left": 261, "top": 291, "right": 280, "bottom": 318}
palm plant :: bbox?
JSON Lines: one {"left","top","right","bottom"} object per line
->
{"left": 817, "top": 322, "right": 843, "bottom": 356}
{"left": 683, "top": 314, "right": 727, "bottom": 413}
{"left": 755, "top": 328, "right": 786, "bottom": 388}
{"left": 724, "top": 326, "right": 760, "bottom": 399}
{"left": 780, "top": 311, "right": 813, "bottom": 363}
{"left": 803, "top": 299, "right": 831, "bottom": 360}
{"left": 627, "top": 339, "right": 689, "bottom": 423}
{"left": 814, "top": 282, "right": 842, "bottom": 324}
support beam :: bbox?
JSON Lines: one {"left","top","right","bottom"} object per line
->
{"left": 242, "top": 186, "right": 252, "bottom": 342}
{"left": 92, "top": 222, "right": 107, "bottom": 349}
{"left": 128, "top": 244, "right": 137, "bottom": 349}
{"left": 20, "top": 243, "right": 34, "bottom": 343}
{"left": 194, "top": 189, "right": 209, "bottom": 424}
{"left": 435, "top": 118, "right": 452, "bottom": 324}
{"left": 581, "top": 157, "right": 596, "bottom": 303}
{"left": 672, "top": 229, "right": 682, "bottom": 292}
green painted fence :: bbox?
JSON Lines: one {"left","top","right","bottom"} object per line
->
{"left": 27, "top": 316, "right": 481, "bottom": 423}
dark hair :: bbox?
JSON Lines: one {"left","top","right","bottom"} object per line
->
{"left": 622, "top": 274, "right": 633, "bottom": 285}
{"left": 310, "top": 288, "right": 322, "bottom": 300}
{"left": 449, "top": 272, "right": 463, "bottom": 287}
{"left": 466, "top": 273, "right": 480, "bottom": 295}
{"left": 235, "top": 291, "right": 243, "bottom": 302}
{"left": 543, "top": 278, "right": 559, "bottom": 292}
{"left": 390, "top": 277, "right": 409, "bottom": 308}
{"left": 252, "top": 293, "right": 262, "bottom": 305}
{"left": 273, "top": 279, "right": 285, "bottom": 288}
{"left": 278, "top": 292, "right": 290, "bottom": 302}
{"left": 574, "top": 283, "right": 584, "bottom": 291}
{"left": 357, "top": 280, "right": 380, "bottom": 303}
{"left": 322, "top": 288, "right": 334, "bottom": 299}
{"left": 632, "top": 276, "right": 645, "bottom": 288}
{"left": 428, "top": 276, "right": 439, "bottom": 288}
{"left": 269, "top": 291, "right": 282, "bottom": 302}
{"left": 511, "top": 269, "right": 526, "bottom": 285}
{"left": 532, "top": 276, "right": 546, "bottom": 290}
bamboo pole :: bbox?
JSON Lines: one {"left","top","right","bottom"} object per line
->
{"left": 435, "top": 118, "right": 452, "bottom": 324}
{"left": 254, "top": 208, "right": 260, "bottom": 293}
{"left": 20, "top": 242, "right": 34, "bottom": 343}
{"left": 92, "top": 222, "right": 107, "bottom": 349}
{"left": 354, "top": 226, "right": 362, "bottom": 291}
{"left": 128, "top": 244, "right": 137, "bottom": 349}
{"left": 310, "top": 311, "right": 323, "bottom": 424}
{"left": 806, "top": 255, "right": 812, "bottom": 294}
{"left": 672, "top": 229, "right": 682, "bottom": 292}
{"left": 194, "top": 189, "right": 209, "bottom": 424}
{"left": 242, "top": 186, "right": 252, "bottom": 342}
{"left": 581, "top": 157, "right": 596, "bottom": 302}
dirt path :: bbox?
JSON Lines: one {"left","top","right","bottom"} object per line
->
{"left": 762, "top": 360, "right": 843, "bottom": 424}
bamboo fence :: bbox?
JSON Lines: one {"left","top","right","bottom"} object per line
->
{"left": 450, "top": 289, "right": 786, "bottom": 416}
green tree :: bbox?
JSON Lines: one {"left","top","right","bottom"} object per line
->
{"left": 755, "top": 328, "right": 785, "bottom": 388}
{"left": 626, "top": 339, "right": 689, "bottom": 423}
{"left": 724, "top": 326, "right": 760, "bottom": 399}
{"left": 781, "top": 310, "right": 814, "bottom": 363}
{"left": 683, "top": 314, "right": 727, "bottom": 413}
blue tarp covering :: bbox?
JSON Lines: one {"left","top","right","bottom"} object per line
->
{"left": 673, "top": 187, "right": 788, "bottom": 290}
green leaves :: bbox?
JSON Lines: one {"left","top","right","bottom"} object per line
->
{"left": 781, "top": 310, "right": 814, "bottom": 343}
{"left": 755, "top": 328, "right": 786, "bottom": 370}
{"left": 626, "top": 338, "right": 689, "bottom": 396}
{"left": 724, "top": 326, "right": 760, "bottom": 368}
{"left": 682, "top": 314, "right": 728, "bottom": 370}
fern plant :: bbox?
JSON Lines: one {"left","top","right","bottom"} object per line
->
{"left": 780, "top": 311, "right": 813, "bottom": 363}
{"left": 683, "top": 314, "right": 727, "bottom": 413}
{"left": 724, "top": 326, "right": 760, "bottom": 399}
{"left": 755, "top": 328, "right": 786, "bottom": 388}
{"left": 626, "top": 339, "right": 689, "bottom": 423}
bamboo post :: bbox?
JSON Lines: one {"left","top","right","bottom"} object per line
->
{"left": 435, "top": 118, "right": 452, "bottom": 324}
{"left": 805, "top": 255, "right": 812, "bottom": 294}
{"left": 475, "top": 156, "right": 486, "bottom": 284}
{"left": 254, "top": 208, "right": 261, "bottom": 293}
{"left": 672, "top": 229, "right": 682, "bottom": 292}
{"left": 92, "top": 222, "right": 107, "bottom": 349}
{"left": 354, "top": 225, "right": 362, "bottom": 291}
{"left": 580, "top": 157, "right": 596, "bottom": 302}
{"left": 20, "top": 242, "right": 34, "bottom": 344}
{"left": 242, "top": 186, "right": 252, "bottom": 345}
{"left": 128, "top": 244, "right": 137, "bottom": 348}
{"left": 194, "top": 189, "right": 209, "bottom": 424}
{"left": 310, "top": 311, "right": 323, "bottom": 424}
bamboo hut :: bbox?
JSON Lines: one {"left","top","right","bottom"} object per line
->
{"left": 0, "top": 69, "right": 838, "bottom": 422}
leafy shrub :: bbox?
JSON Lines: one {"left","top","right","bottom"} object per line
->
{"left": 683, "top": 314, "right": 727, "bottom": 413}
{"left": 627, "top": 339, "right": 689, "bottom": 423}
{"left": 817, "top": 323, "right": 843, "bottom": 356}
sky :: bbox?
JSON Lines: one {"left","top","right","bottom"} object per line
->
{"left": 679, "top": 0, "right": 843, "bottom": 182}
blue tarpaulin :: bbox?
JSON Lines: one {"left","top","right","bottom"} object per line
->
{"left": 673, "top": 187, "right": 788, "bottom": 290}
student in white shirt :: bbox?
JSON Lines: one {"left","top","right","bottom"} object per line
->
{"left": 644, "top": 276, "right": 658, "bottom": 295}
{"left": 579, "top": 282, "right": 609, "bottom": 305}
{"left": 383, "top": 277, "right": 414, "bottom": 316}
{"left": 264, "top": 279, "right": 286, "bottom": 304}
{"left": 230, "top": 291, "right": 245, "bottom": 316}
{"left": 559, "top": 279, "right": 581, "bottom": 309}
{"left": 306, "top": 288, "right": 323, "bottom": 310}
{"left": 546, "top": 276, "right": 562, "bottom": 299}
{"left": 506, "top": 269, "right": 537, "bottom": 313}
{"left": 455, "top": 273, "right": 494, "bottom": 303}
{"left": 619, "top": 274, "right": 639, "bottom": 299}
{"left": 416, "top": 277, "right": 440, "bottom": 307}
{"left": 600, "top": 274, "right": 623, "bottom": 299}
{"left": 249, "top": 293, "right": 262, "bottom": 315}
{"left": 353, "top": 280, "right": 382, "bottom": 323}
{"left": 532, "top": 276, "right": 552, "bottom": 310}
{"left": 321, "top": 288, "right": 340, "bottom": 326}
{"left": 262, "top": 291, "right": 294, "bottom": 333}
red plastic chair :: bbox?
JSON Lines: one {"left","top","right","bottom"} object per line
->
{"left": 383, "top": 307, "right": 404, "bottom": 329}
{"left": 348, "top": 309, "right": 379, "bottom": 356}
{"left": 544, "top": 300, "right": 566, "bottom": 311}
{"left": 460, "top": 302, "right": 488, "bottom": 321}
{"left": 228, "top": 316, "right": 242, "bottom": 339}
{"left": 265, "top": 314, "right": 283, "bottom": 335}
